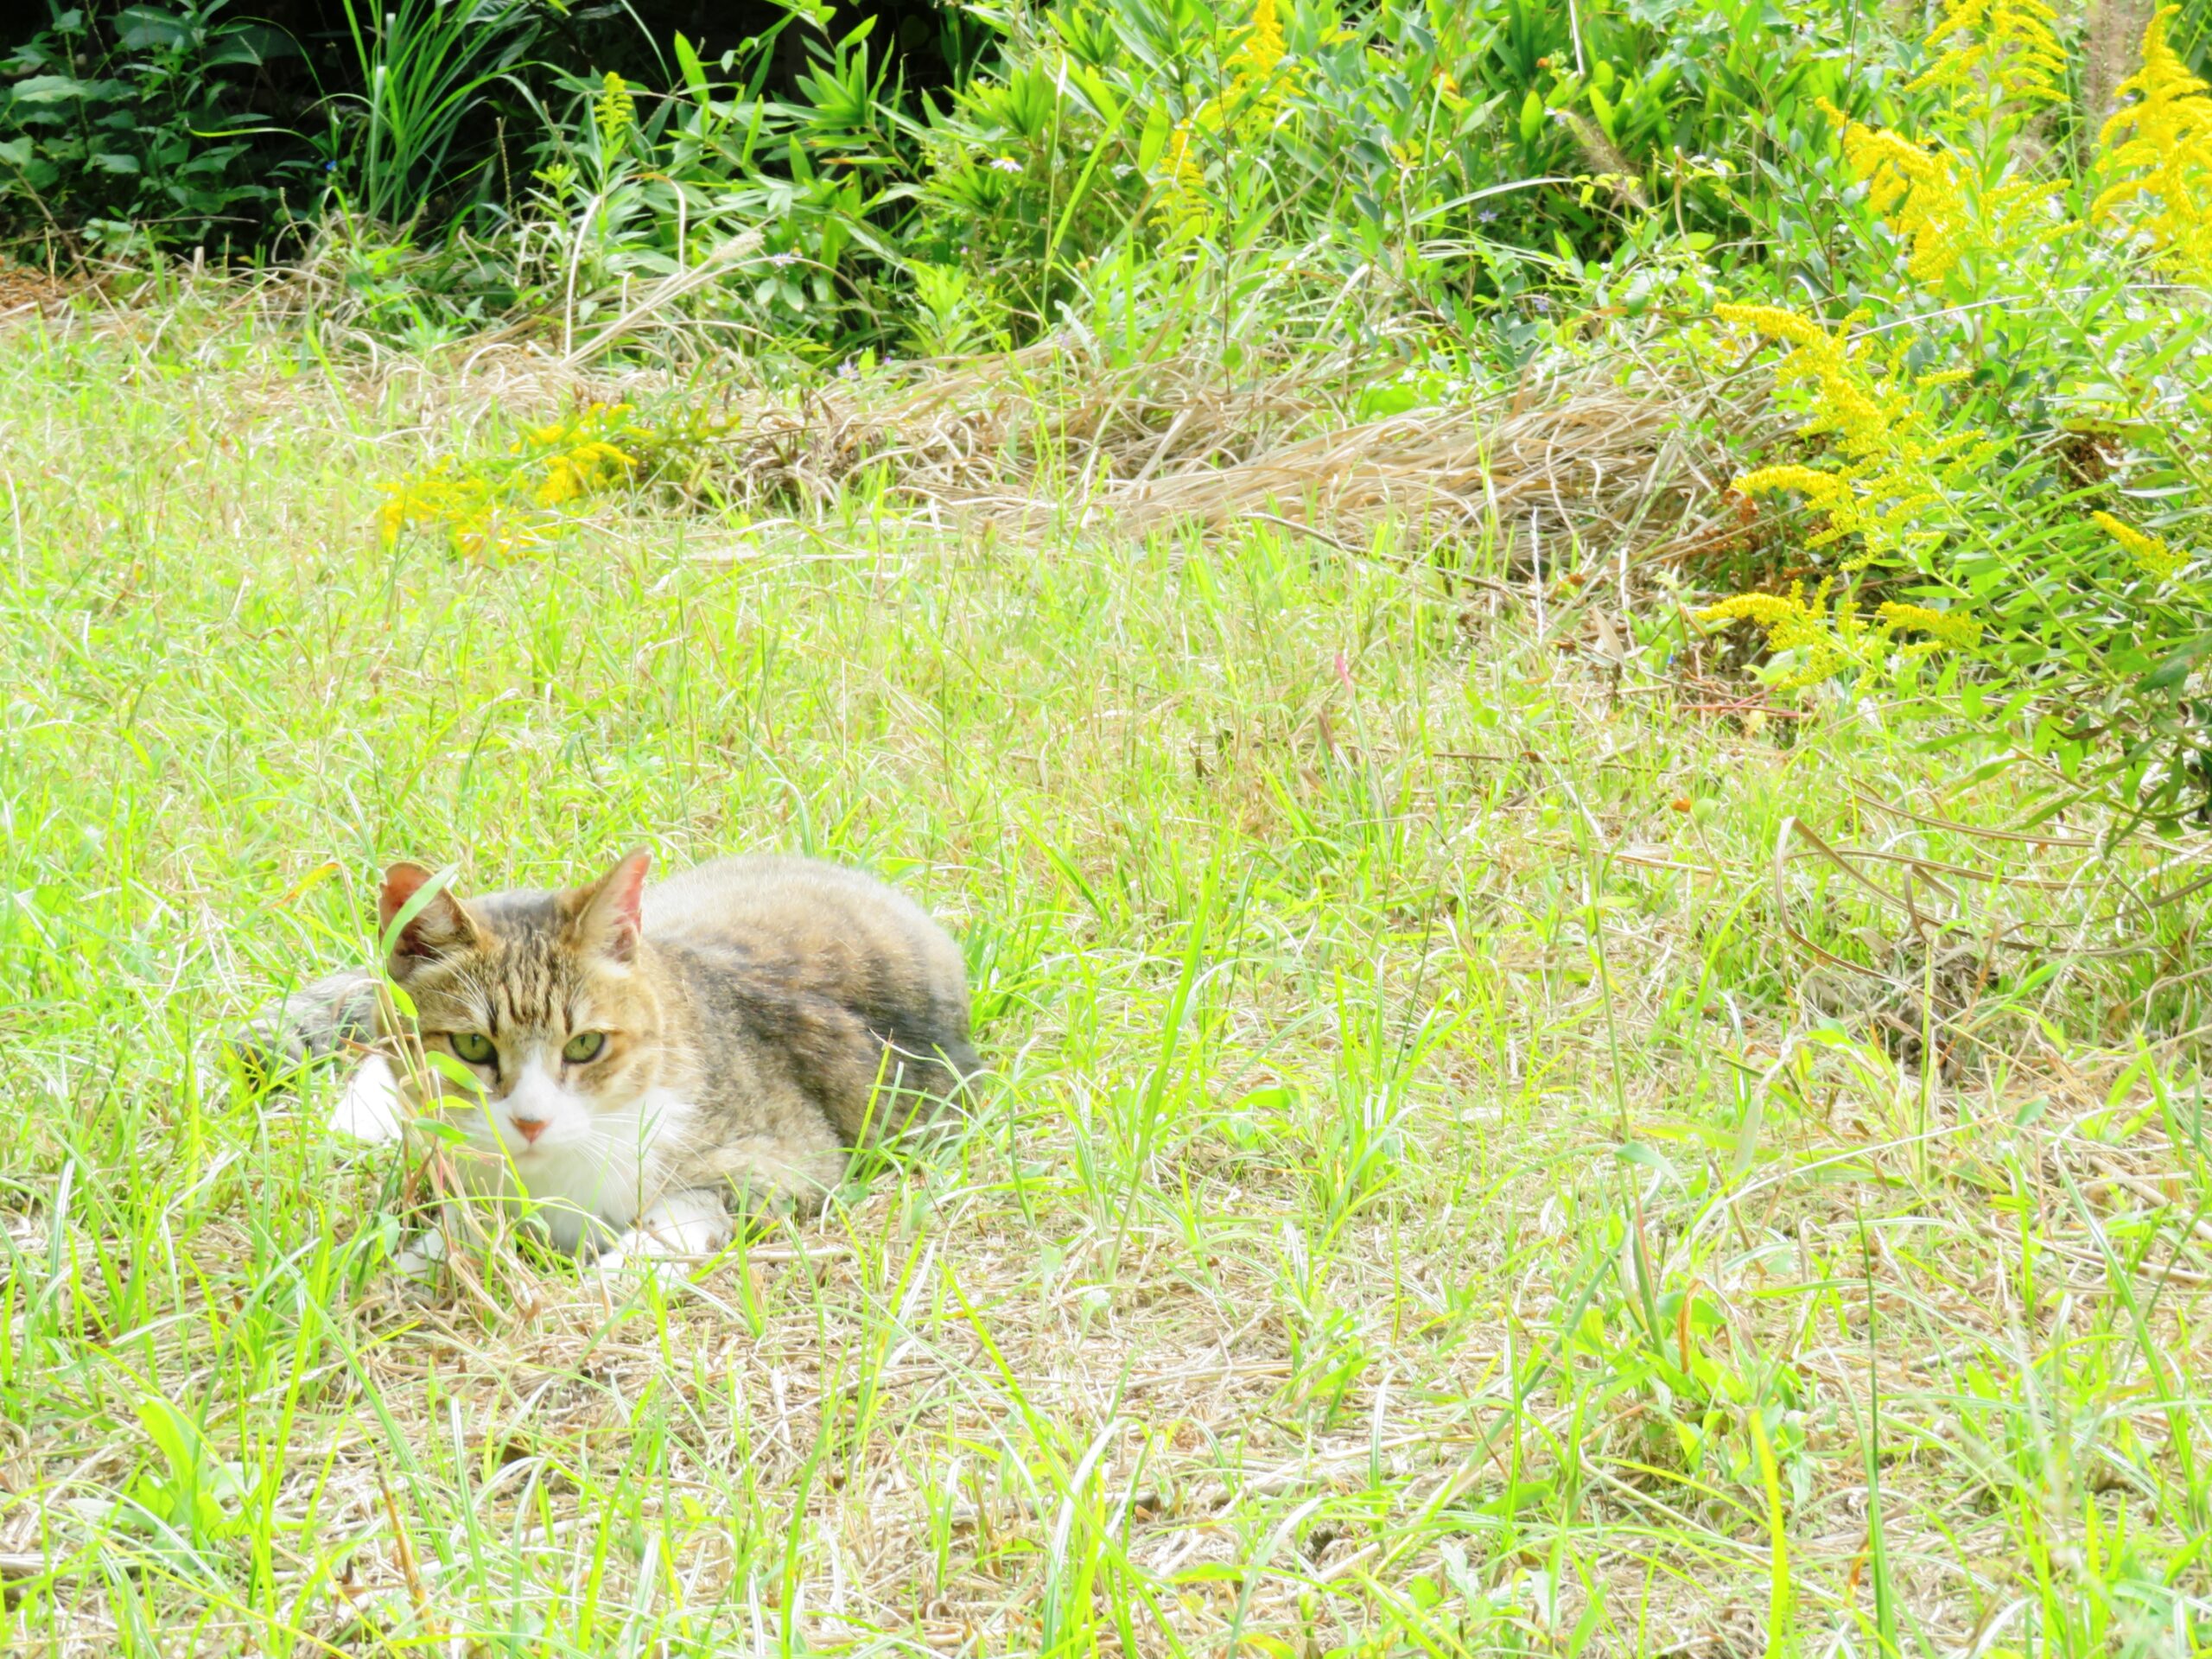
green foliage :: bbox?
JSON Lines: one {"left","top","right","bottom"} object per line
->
{"left": 899, "top": 0, "right": 1883, "bottom": 336}
{"left": 0, "top": 2, "right": 299, "bottom": 255}
{"left": 279, "top": 0, "right": 1907, "bottom": 356}
{"left": 442, "top": 17, "right": 924, "bottom": 354}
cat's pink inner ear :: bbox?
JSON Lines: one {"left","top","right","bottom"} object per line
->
{"left": 378, "top": 861, "right": 472, "bottom": 966}
{"left": 378, "top": 862, "right": 434, "bottom": 933}
{"left": 578, "top": 848, "right": 651, "bottom": 962}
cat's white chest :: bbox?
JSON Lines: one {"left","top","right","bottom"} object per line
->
{"left": 334, "top": 1060, "right": 697, "bottom": 1253}
{"left": 466, "top": 1088, "right": 696, "bottom": 1250}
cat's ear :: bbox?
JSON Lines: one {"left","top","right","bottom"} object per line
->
{"left": 569, "top": 848, "right": 651, "bottom": 964}
{"left": 378, "top": 862, "right": 477, "bottom": 976}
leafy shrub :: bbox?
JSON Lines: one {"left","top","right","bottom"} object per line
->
{"left": 901, "top": 0, "right": 1890, "bottom": 339}
{"left": 483, "top": 16, "right": 922, "bottom": 355}
{"left": 306, "top": 0, "right": 1900, "bottom": 358}
{"left": 0, "top": 2, "right": 300, "bottom": 255}
{"left": 1699, "top": 1, "right": 2212, "bottom": 829}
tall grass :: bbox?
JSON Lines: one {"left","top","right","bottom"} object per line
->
{"left": 322, "top": 0, "right": 548, "bottom": 228}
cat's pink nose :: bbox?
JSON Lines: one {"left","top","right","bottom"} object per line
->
{"left": 512, "top": 1116, "right": 549, "bottom": 1144}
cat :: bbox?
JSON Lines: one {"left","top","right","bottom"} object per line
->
{"left": 235, "top": 849, "right": 979, "bottom": 1264}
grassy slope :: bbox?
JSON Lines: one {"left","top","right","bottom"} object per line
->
{"left": 0, "top": 308, "right": 2206, "bottom": 1656}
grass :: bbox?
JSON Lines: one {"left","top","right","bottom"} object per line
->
{"left": 1, "top": 296, "right": 2209, "bottom": 1657}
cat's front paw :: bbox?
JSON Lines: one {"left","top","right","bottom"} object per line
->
{"left": 331, "top": 1052, "right": 405, "bottom": 1144}
{"left": 589, "top": 1192, "right": 734, "bottom": 1286}
{"left": 589, "top": 1231, "right": 687, "bottom": 1287}
{"left": 392, "top": 1225, "right": 449, "bottom": 1284}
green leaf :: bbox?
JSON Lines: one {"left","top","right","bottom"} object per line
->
{"left": 204, "top": 27, "right": 299, "bottom": 68}
{"left": 1475, "top": 1478, "right": 1555, "bottom": 1517}
{"left": 1615, "top": 1140, "right": 1678, "bottom": 1182}
{"left": 1588, "top": 81, "right": 1618, "bottom": 143}
{"left": 137, "top": 1395, "right": 200, "bottom": 1483}
{"left": 116, "top": 8, "right": 190, "bottom": 50}
{"left": 1136, "top": 101, "right": 1172, "bottom": 174}
{"left": 2139, "top": 634, "right": 2212, "bottom": 693}
{"left": 675, "top": 32, "right": 711, "bottom": 104}
{"left": 7, "top": 74, "right": 90, "bottom": 105}
{"left": 1172, "top": 1562, "right": 1245, "bottom": 1585}
{"left": 1520, "top": 88, "right": 1544, "bottom": 144}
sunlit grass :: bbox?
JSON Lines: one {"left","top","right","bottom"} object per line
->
{"left": 0, "top": 305, "right": 2207, "bottom": 1656}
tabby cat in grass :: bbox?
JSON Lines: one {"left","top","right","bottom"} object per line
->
{"left": 241, "top": 851, "right": 979, "bottom": 1265}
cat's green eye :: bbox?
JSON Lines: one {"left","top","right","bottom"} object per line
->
{"left": 563, "top": 1031, "right": 607, "bottom": 1064}
{"left": 449, "top": 1031, "right": 495, "bottom": 1065}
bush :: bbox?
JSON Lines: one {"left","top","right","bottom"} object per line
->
{"left": 0, "top": 1, "right": 301, "bottom": 256}
{"left": 1698, "top": 1, "right": 2212, "bottom": 829}
{"left": 314, "top": 0, "right": 547, "bottom": 230}
{"left": 902, "top": 0, "right": 1885, "bottom": 340}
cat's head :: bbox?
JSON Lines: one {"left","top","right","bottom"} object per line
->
{"left": 377, "top": 849, "right": 668, "bottom": 1162}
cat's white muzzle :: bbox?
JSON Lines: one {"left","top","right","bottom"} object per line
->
{"left": 487, "top": 1057, "right": 590, "bottom": 1157}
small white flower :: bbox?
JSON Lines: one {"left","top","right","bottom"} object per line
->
{"left": 988, "top": 156, "right": 1023, "bottom": 174}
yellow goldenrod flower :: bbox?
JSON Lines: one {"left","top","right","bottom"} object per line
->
{"left": 595, "top": 72, "right": 637, "bottom": 144}
{"left": 1152, "top": 121, "right": 1211, "bottom": 235}
{"left": 2093, "top": 510, "right": 2186, "bottom": 580}
{"left": 1715, "top": 304, "right": 1991, "bottom": 571}
{"left": 1822, "top": 99, "right": 2058, "bottom": 286}
{"left": 1910, "top": 0, "right": 2067, "bottom": 108}
{"left": 1225, "top": 0, "right": 1295, "bottom": 137}
{"left": 2093, "top": 7, "right": 2212, "bottom": 281}
{"left": 1875, "top": 601, "right": 1983, "bottom": 647}
{"left": 1711, "top": 303, "right": 1832, "bottom": 352}
{"left": 1835, "top": 121, "right": 1968, "bottom": 283}
{"left": 1155, "top": 0, "right": 1295, "bottom": 217}
{"left": 378, "top": 404, "right": 645, "bottom": 561}
{"left": 1227, "top": 0, "right": 1287, "bottom": 82}
{"left": 1700, "top": 583, "right": 1982, "bottom": 690}
{"left": 1700, "top": 581, "right": 1864, "bottom": 688}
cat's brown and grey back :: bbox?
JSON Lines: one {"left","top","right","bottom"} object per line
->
{"left": 645, "top": 855, "right": 979, "bottom": 1143}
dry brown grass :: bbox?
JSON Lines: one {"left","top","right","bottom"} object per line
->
{"left": 620, "top": 339, "right": 1779, "bottom": 577}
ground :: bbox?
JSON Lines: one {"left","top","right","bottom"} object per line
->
{"left": 0, "top": 304, "right": 2205, "bottom": 1656}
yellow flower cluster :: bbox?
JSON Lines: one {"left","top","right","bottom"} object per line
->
{"left": 2093, "top": 7, "right": 2212, "bottom": 281}
{"left": 1823, "top": 96, "right": 2056, "bottom": 286}
{"left": 1702, "top": 2, "right": 2205, "bottom": 704}
{"left": 2092, "top": 510, "right": 2186, "bottom": 581}
{"left": 524, "top": 414, "right": 636, "bottom": 506}
{"left": 378, "top": 403, "right": 645, "bottom": 561}
{"left": 1910, "top": 0, "right": 2067, "bottom": 107}
{"left": 1699, "top": 582, "right": 1982, "bottom": 689}
{"left": 1874, "top": 601, "right": 1984, "bottom": 648}
{"left": 1223, "top": 0, "right": 1290, "bottom": 134}
{"left": 1700, "top": 582, "right": 1862, "bottom": 689}
{"left": 1152, "top": 0, "right": 1295, "bottom": 236}
{"left": 1153, "top": 124, "right": 1211, "bottom": 237}
{"left": 1835, "top": 121, "right": 1967, "bottom": 283}
{"left": 594, "top": 72, "right": 637, "bottom": 144}
{"left": 1717, "top": 303, "right": 1987, "bottom": 570}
